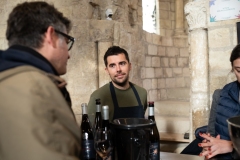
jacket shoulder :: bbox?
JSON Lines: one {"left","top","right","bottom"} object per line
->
{"left": 0, "top": 66, "right": 45, "bottom": 82}
{"left": 91, "top": 83, "right": 110, "bottom": 96}
{"left": 222, "top": 81, "right": 238, "bottom": 91}
{"left": 221, "top": 81, "right": 239, "bottom": 101}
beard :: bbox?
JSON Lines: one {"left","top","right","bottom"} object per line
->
{"left": 111, "top": 74, "right": 129, "bottom": 87}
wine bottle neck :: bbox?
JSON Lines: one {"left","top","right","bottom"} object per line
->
{"left": 96, "top": 104, "right": 101, "bottom": 112}
{"left": 102, "top": 106, "right": 109, "bottom": 120}
{"left": 95, "top": 112, "right": 101, "bottom": 116}
{"left": 148, "top": 106, "right": 154, "bottom": 116}
{"left": 102, "top": 120, "right": 109, "bottom": 131}
{"left": 82, "top": 104, "right": 88, "bottom": 115}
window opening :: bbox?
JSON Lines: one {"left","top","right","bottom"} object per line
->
{"left": 142, "top": 0, "right": 158, "bottom": 34}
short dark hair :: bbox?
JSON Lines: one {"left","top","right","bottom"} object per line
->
{"left": 104, "top": 46, "right": 130, "bottom": 66}
{"left": 230, "top": 44, "right": 240, "bottom": 66}
{"left": 6, "top": 1, "right": 71, "bottom": 48}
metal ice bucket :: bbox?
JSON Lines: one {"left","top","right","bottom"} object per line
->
{"left": 227, "top": 116, "right": 240, "bottom": 157}
{"left": 110, "top": 118, "right": 155, "bottom": 160}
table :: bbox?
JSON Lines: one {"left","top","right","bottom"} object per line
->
{"left": 160, "top": 152, "right": 205, "bottom": 160}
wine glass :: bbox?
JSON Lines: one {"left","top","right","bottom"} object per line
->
{"left": 94, "top": 128, "right": 113, "bottom": 160}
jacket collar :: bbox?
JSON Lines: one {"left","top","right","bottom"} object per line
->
{"left": 0, "top": 45, "right": 59, "bottom": 75}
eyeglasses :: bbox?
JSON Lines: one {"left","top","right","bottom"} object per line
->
{"left": 55, "top": 29, "right": 75, "bottom": 51}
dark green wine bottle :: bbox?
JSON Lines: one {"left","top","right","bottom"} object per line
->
{"left": 148, "top": 101, "right": 160, "bottom": 160}
{"left": 80, "top": 103, "right": 96, "bottom": 160}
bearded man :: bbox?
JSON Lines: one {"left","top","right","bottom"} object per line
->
{"left": 87, "top": 46, "right": 147, "bottom": 122}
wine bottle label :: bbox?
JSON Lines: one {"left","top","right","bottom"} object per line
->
{"left": 82, "top": 140, "right": 96, "bottom": 159}
{"left": 149, "top": 142, "right": 159, "bottom": 160}
{"left": 149, "top": 107, "right": 154, "bottom": 116}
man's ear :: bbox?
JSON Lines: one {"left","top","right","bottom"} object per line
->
{"left": 129, "top": 62, "right": 132, "bottom": 70}
{"left": 45, "top": 26, "right": 57, "bottom": 49}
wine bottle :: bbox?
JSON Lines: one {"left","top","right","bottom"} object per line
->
{"left": 94, "top": 98, "right": 102, "bottom": 133}
{"left": 95, "top": 106, "right": 113, "bottom": 160}
{"left": 94, "top": 99, "right": 102, "bottom": 160}
{"left": 148, "top": 101, "right": 160, "bottom": 160}
{"left": 102, "top": 105, "right": 110, "bottom": 132}
{"left": 80, "top": 103, "right": 96, "bottom": 160}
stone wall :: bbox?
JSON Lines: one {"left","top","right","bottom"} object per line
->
{"left": 184, "top": 0, "right": 239, "bottom": 140}
{"left": 184, "top": 2, "right": 239, "bottom": 104}
{"left": 0, "top": 0, "right": 191, "bottom": 130}
{"left": 208, "top": 20, "right": 238, "bottom": 96}
{"left": 158, "top": 0, "right": 175, "bottom": 36}
{"left": 158, "top": 0, "right": 188, "bottom": 37}
{"left": 0, "top": 0, "right": 234, "bottom": 142}
{"left": 143, "top": 33, "right": 189, "bottom": 101}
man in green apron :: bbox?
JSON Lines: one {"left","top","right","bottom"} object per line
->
{"left": 88, "top": 46, "right": 147, "bottom": 122}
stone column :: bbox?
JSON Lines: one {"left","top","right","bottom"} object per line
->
{"left": 174, "top": 0, "right": 186, "bottom": 37}
{"left": 184, "top": 1, "right": 209, "bottom": 140}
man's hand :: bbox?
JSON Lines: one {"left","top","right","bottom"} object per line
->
{"left": 198, "top": 133, "right": 233, "bottom": 159}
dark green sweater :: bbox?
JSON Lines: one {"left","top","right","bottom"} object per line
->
{"left": 87, "top": 82, "right": 147, "bottom": 123}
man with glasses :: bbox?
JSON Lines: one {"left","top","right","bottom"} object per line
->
{"left": 55, "top": 29, "right": 75, "bottom": 51}
{"left": 0, "top": 2, "right": 80, "bottom": 160}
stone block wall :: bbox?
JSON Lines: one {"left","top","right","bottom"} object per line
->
{"left": 143, "top": 32, "right": 189, "bottom": 101}
{"left": 208, "top": 19, "right": 239, "bottom": 98}
{"left": 159, "top": 0, "right": 175, "bottom": 36}
{"left": 158, "top": 0, "right": 188, "bottom": 37}
{"left": 0, "top": 0, "right": 191, "bottom": 127}
{"left": 183, "top": 0, "right": 240, "bottom": 140}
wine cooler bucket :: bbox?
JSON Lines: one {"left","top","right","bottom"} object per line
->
{"left": 227, "top": 116, "right": 240, "bottom": 156}
{"left": 110, "top": 118, "right": 155, "bottom": 160}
